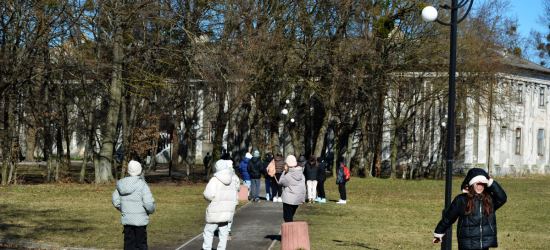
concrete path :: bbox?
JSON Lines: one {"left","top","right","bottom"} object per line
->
{"left": 175, "top": 179, "right": 283, "bottom": 250}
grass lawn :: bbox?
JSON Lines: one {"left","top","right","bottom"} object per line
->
{"left": 290, "top": 175, "right": 550, "bottom": 250}
{"left": 0, "top": 181, "right": 241, "bottom": 249}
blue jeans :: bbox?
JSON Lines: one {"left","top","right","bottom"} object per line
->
{"left": 242, "top": 180, "right": 251, "bottom": 196}
{"left": 250, "top": 179, "right": 261, "bottom": 199}
{"left": 265, "top": 178, "right": 273, "bottom": 199}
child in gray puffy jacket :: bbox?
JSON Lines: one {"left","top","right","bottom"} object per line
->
{"left": 112, "top": 160, "right": 156, "bottom": 250}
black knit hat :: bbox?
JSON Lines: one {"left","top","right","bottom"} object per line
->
{"left": 317, "top": 157, "right": 323, "bottom": 163}
{"left": 461, "top": 168, "right": 490, "bottom": 191}
{"left": 220, "top": 153, "right": 232, "bottom": 160}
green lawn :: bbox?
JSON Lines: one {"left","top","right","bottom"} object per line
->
{"left": 0, "top": 182, "right": 219, "bottom": 249}
{"left": 292, "top": 175, "right": 550, "bottom": 250}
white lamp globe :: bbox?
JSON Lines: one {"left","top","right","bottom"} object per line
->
{"left": 286, "top": 99, "right": 290, "bottom": 104}
{"left": 422, "top": 6, "right": 438, "bottom": 22}
{"left": 282, "top": 109, "right": 288, "bottom": 115}
{"left": 290, "top": 118, "right": 295, "bottom": 123}
{"left": 442, "top": 122, "right": 446, "bottom": 127}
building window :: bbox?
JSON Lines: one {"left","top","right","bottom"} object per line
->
{"left": 209, "top": 122, "right": 216, "bottom": 143}
{"left": 454, "top": 125, "right": 461, "bottom": 153}
{"left": 398, "top": 85, "right": 410, "bottom": 102}
{"left": 538, "top": 129, "right": 544, "bottom": 155}
{"left": 515, "top": 128, "right": 521, "bottom": 154}
{"left": 397, "top": 128, "right": 407, "bottom": 151}
{"left": 540, "top": 88, "right": 545, "bottom": 106}
{"left": 210, "top": 86, "right": 218, "bottom": 101}
{"left": 518, "top": 84, "right": 522, "bottom": 103}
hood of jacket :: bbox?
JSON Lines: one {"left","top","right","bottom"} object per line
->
{"left": 242, "top": 158, "right": 250, "bottom": 164}
{"left": 297, "top": 155, "right": 307, "bottom": 167}
{"left": 117, "top": 176, "right": 144, "bottom": 195}
{"left": 264, "top": 157, "right": 274, "bottom": 163}
{"left": 461, "top": 168, "right": 490, "bottom": 191}
{"left": 249, "top": 157, "right": 261, "bottom": 164}
{"left": 288, "top": 167, "right": 304, "bottom": 181}
{"left": 214, "top": 168, "right": 233, "bottom": 185}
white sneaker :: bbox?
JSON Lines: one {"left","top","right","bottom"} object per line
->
{"left": 266, "top": 194, "right": 270, "bottom": 201}
{"left": 336, "top": 200, "right": 346, "bottom": 204}
{"left": 278, "top": 197, "right": 283, "bottom": 202}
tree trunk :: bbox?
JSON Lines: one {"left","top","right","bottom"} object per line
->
{"left": 43, "top": 81, "right": 54, "bottom": 183}
{"left": 1, "top": 92, "right": 11, "bottom": 185}
{"left": 304, "top": 94, "right": 312, "bottom": 157}
{"left": 390, "top": 127, "right": 398, "bottom": 179}
{"left": 24, "top": 116, "right": 37, "bottom": 162}
{"left": 80, "top": 86, "right": 95, "bottom": 183}
{"left": 314, "top": 108, "right": 332, "bottom": 157}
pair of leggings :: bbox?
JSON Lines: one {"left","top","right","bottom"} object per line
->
{"left": 283, "top": 203, "right": 299, "bottom": 222}
{"left": 338, "top": 182, "right": 347, "bottom": 200}
{"left": 265, "top": 177, "right": 273, "bottom": 199}
{"left": 273, "top": 173, "right": 283, "bottom": 197}
{"left": 306, "top": 180, "right": 317, "bottom": 200}
{"left": 123, "top": 225, "right": 147, "bottom": 250}
{"left": 250, "top": 179, "right": 261, "bottom": 199}
{"left": 317, "top": 180, "right": 326, "bottom": 199}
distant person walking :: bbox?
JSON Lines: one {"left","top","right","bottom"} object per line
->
{"left": 238, "top": 152, "right": 252, "bottom": 198}
{"left": 316, "top": 157, "right": 327, "bottom": 203}
{"left": 336, "top": 156, "right": 348, "bottom": 204}
{"left": 201, "top": 158, "right": 238, "bottom": 250}
{"left": 304, "top": 155, "right": 318, "bottom": 203}
{"left": 247, "top": 150, "right": 263, "bottom": 202}
{"left": 262, "top": 152, "right": 275, "bottom": 201}
{"left": 203, "top": 152, "right": 212, "bottom": 168}
{"left": 112, "top": 160, "right": 156, "bottom": 250}
{"left": 432, "top": 168, "right": 507, "bottom": 249}
{"left": 278, "top": 155, "right": 306, "bottom": 222}
{"left": 273, "top": 152, "right": 285, "bottom": 202}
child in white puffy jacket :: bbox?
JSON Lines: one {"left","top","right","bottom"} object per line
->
{"left": 202, "top": 155, "right": 238, "bottom": 250}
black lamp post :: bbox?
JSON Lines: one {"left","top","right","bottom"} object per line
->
{"left": 282, "top": 108, "right": 288, "bottom": 159}
{"left": 422, "top": 1, "right": 474, "bottom": 249}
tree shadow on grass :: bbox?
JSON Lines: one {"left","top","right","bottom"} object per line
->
{"left": 0, "top": 204, "right": 92, "bottom": 242}
{"left": 332, "top": 240, "right": 380, "bottom": 249}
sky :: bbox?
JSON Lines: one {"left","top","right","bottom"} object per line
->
{"left": 509, "top": 0, "right": 545, "bottom": 37}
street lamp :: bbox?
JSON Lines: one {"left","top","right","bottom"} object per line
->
{"left": 422, "top": 1, "right": 474, "bottom": 249}
{"left": 282, "top": 108, "right": 288, "bottom": 158}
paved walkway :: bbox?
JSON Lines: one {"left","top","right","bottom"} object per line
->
{"left": 175, "top": 179, "right": 283, "bottom": 250}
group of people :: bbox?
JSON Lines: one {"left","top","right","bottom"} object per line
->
{"left": 111, "top": 152, "right": 507, "bottom": 250}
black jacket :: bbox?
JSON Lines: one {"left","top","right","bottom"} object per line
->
{"left": 317, "top": 161, "right": 326, "bottom": 182}
{"left": 261, "top": 157, "right": 274, "bottom": 178}
{"left": 247, "top": 157, "right": 263, "bottom": 179}
{"left": 336, "top": 161, "right": 347, "bottom": 184}
{"left": 435, "top": 180, "right": 507, "bottom": 250}
{"left": 304, "top": 161, "right": 318, "bottom": 180}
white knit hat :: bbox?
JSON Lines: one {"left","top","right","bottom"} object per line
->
{"left": 245, "top": 152, "right": 252, "bottom": 159}
{"left": 128, "top": 160, "right": 142, "bottom": 177}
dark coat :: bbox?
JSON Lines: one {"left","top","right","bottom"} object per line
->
{"left": 261, "top": 157, "right": 274, "bottom": 178}
{"left": 274, "top": 156, "right": 285, "bottom": 174}
{"left": 317, "top": 161, "right": 326, "bottom": 182}
{"left": 336, "top": 161, "right": 347, "bottom": 184}
{"left": 247, "top": 157, "right": 263, "bottom": 179}
{"left": 304, "top": 161, "right": 318, "bottom": 180}
{"left": 434, "top": 180, "right": 507, "bottom": 250}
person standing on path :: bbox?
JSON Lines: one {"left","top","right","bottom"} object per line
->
{"left": 304, "top": 155, "right": 318, "bottom": 203}
{"left": 238, "top": 153, "right": 252, "bottom": 198}
{"left": 201, "top": 159, "right": 238, "bottom": 250}
{"left": 273, "top": 152, "right": 285, "bottom": 202}
{"left": 219, "top": 153, "right": 240, "bottom": 241}
{"left": 112, "top": 160, "right": 156, "bottom": 250}
{"left": 336, "top": 156, "right": 347, "bottom": 204}
{"left": 316, "top": 157, "right": 327, "bottom": 203}
{"left": 278, "top": 155, "right": 306, "bottom": 222}
{"left": 261, "top": 152, "right": 274, "bottom": 201}
{"left": 432, "top": 168, "right": 507, "bottom": 249}
{"left": 247, "top": 150, "right": 263, "bottom": 202}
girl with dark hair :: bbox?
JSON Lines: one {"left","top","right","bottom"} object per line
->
{"left": 432, "top": 168, "right": 507, "bottom": 249}
{"left": 304, "top": 155, "right": 318, "bottom": 203}
{"left": 315, "top": 157, "right": 326, "bottom": 203}
{"left": 272, "top": 152, "right": 285, "bottom": 202}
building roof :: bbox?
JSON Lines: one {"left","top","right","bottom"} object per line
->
{"left": 499, "top": 50, "right": 550, "bottom": 74}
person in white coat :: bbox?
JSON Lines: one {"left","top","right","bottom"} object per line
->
{"left": 202, "top": 158, "right": 238, "bottom": 250}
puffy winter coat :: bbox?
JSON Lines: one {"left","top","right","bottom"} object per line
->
{"left": 274, "top": 156, "right": 285, "bottom": 174}
{"left": 317, "top": 161, "right": 327, "bottom": 182}
{"left": 336, "top": 161, "right": 347, "bottom": 184}
{"left": 247, "top": 157, "right": 263, "bottom": 179}
{"left": 304, "top": 161, "right": 318, "bottom": 181}
{"left": 238, "top": 158, "right": 251, "bottom": 180}
{"left": 434, "top": 180, "right": 507, "bottom": 249}
{"left": 112, "top": 176, "right": 156, "bottom": 226}
{"left": 261, "top": 157, "right": 274, "bottom": 178}
{"left": 204, "top": 168, "right": 238, "bottom": 223}
{"left": 278, "top": 167, "right": 306, "bottom": 205}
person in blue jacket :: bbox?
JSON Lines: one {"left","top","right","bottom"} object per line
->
{"left": 238, "top": 152, "right": 252, "bottom": 198}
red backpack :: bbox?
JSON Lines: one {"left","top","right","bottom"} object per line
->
{"left": 341, "top": 163, "right": 350, "bottom": 182}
